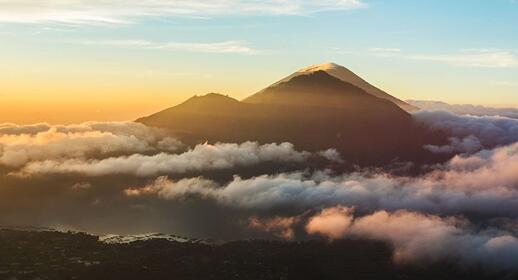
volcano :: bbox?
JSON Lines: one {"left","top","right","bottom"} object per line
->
{"left": 137, "top": 63, "right": 442, "bottom": 165}
{"left": 245, "top": 62, "right": 419, "bottom": 112}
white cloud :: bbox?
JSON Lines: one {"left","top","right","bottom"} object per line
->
{"left": 17, "top": 142, "right": 313, "bottom": 177}
{"left": 368, "top": 47, "right": 401, "bottom": 53}
{"left": 76, "top": 39, "right": 257, "bottom": 54}
{"left": 413, "top": 110, "right": 518, "bottom": 153}
{"left": 409, "top": 49, "right": 518, "bottom": 68}
{"left": 0, "top": 121, "right": 342, "bottom": 176}
{"left": 369, "top": 48, "right": 518, "bottom": 68}
{"left": 305, "top": 208, "right": 518, "bottom": 269}
{"left": 126, "top": 141, "right": 518, "bottom": 217}
{"left": 0, "top": 0, "right": 366, "bottom": 25}
{"left": 407, "top": 100, "right": 518, "bottom": 119}
{"left": 424, "top": 135, "right": 483, "bottom": 154}
{"left": 0, "top": 122, "right": 183, "bottom": 167}
{"left": 306, "top": 206, "right": 353, "bottom": 239}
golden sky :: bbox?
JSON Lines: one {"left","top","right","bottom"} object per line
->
{"left": 1, "top": 0, "right": 517, "bottom": 124}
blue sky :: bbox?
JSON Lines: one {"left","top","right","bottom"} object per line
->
{"left": 0, "top": 0, "right": 517, "bottom": 123}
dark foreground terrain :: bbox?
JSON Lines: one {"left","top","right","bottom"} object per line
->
{"left": 0, "top": 229, "right": 515, "bottom": 280}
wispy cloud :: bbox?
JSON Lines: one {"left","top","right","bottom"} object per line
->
{"left": 368, "top": 47, "right": 401, "bottom": 53}
{"left": 74, "top": 39, "right": 257, "bottom": 54}
{"left": 0, "top": 0, "right": 366, "bottom": 25}
{"left": 368, "top": 48, "right": 518, "bottom": 68}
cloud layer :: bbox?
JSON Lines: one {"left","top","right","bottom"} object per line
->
{"left": 306, "top": 208, "right": 518, "bottom": 269}
{"left": 126, "top": 141, "right": 518, "bottom": 217}
{"left": 0, "top": 122, "right": 183, "bottom": 167}
{"left": 408, "top": 100, "right": 518, "bottom": 119}
{"left": 413, "top": 110, "right": 518, "bottom": 154}
{"left": 17, "top": 142, "right": 321, "bottom": 177}
{"left": 1, "top": 109, "right": 518, "bottom": 271}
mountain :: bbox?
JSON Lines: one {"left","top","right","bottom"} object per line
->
{"left": 100, "top": 233, "right": 209, "bottom": 245}
{"left": 244, "top": 62, "right": 419, "bottom": 112}
{"left": 4, "top": 229, "right": 494, "bottom": 280}
{"left": 137, "top": 65, "right": 444, "bottom": 166}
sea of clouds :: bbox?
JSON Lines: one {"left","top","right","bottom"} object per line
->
{"left": 0, "top": 105, "right": 517, "bottom": 271}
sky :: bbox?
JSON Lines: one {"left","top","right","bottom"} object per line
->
{"left": 0, "top": 0, "right": 517, "bottom": 124}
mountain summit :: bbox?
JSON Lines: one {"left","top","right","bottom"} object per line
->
{"left": 138, "top": 63, "right": 441, "bottom": 166}
{"left": 244, "top": 62, "right": 418, "bottom": 112}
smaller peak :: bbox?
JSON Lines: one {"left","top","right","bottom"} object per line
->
{"left": 181, "top": 93, "right": 239, "bottom": 108}
{"left": 195, "top": 92, "right": 226, "bottom": 98}
{"left": 189, "top": 92, "right": 235, "bottom": 101}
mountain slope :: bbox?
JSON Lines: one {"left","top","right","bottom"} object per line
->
{"left": 244, "top": 62, "right": 418, "bottom": 112}
{"left": 138, "top": 70, "right": 442, "bottom": 166}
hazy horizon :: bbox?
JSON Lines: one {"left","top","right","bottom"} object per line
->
{"left": 1, "top": 67, "right": 517, "bottom": 125}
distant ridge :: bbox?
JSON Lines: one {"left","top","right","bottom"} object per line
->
{"left": 407, "top": 100, "right": 518, "bottom": 119}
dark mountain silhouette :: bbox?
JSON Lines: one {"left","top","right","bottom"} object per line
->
{"left": 137, "top": 65, "right": 444, "bottom": 166}
{"left": 245, "top": 62, "right": 419, "bottom": 112}
{"left": 1, "top": 229, "right": 500, "bottom": 280}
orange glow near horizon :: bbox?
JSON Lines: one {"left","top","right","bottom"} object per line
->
{"left": 1, "top": 57, "right": 516, "bottom": 124}
{"left": 2, "top": 83, "right": 517, "bottom": 124}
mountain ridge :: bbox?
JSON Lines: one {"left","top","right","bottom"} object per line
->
{"left": 137, "top": 65, "right": 444, "bottom": 166}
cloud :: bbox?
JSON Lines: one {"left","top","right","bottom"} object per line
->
{"left": 368, "top": 47, "right": 401, "bottom": 53}
{"left": 305, "top": 206, "right": 352, "bottom": 239}
{"left": 17, "top": 142, "right": 319, "bottom": 177}
{"left": 424, "top": 135, "right": 483, "bottom": 154}
{"left": 127, "top": 142, "right": 518, "bottom": 217}
{"left": 305, "top": 208, "right": 518, "bottom": 269}
{"left": 409, "top": 49, "right": 518, "bottom": 68}
{"left": 248, "top": 215, "right": 301, "bottom": 240}
{"left": 407, "top": 100, "right": 518, "bottom": 119}
{"left": 124, "top": 176, "right": 218, "bottom": 198}
{"left": 71, "top": 182, "right": 92, "bottom": 190}
{"left": 413, "top": 110, "right": 518, "bottom": 154}
{"left": 317, "top": 149, "right": 343, "bottom": 163}
{"left": 0, "top": 122, "right": 183, "bottom": 167}
{"left": 75, "top": 40, "right": 257, "bottom": 54}
{"left": 0, "top": 121, "right": 340, "bottom": 178}
{"left": 0, "top": 0, "right": 366, "bottom": 25}
{"left": 369, "top": 48, "right": 518, "bottom": 68}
